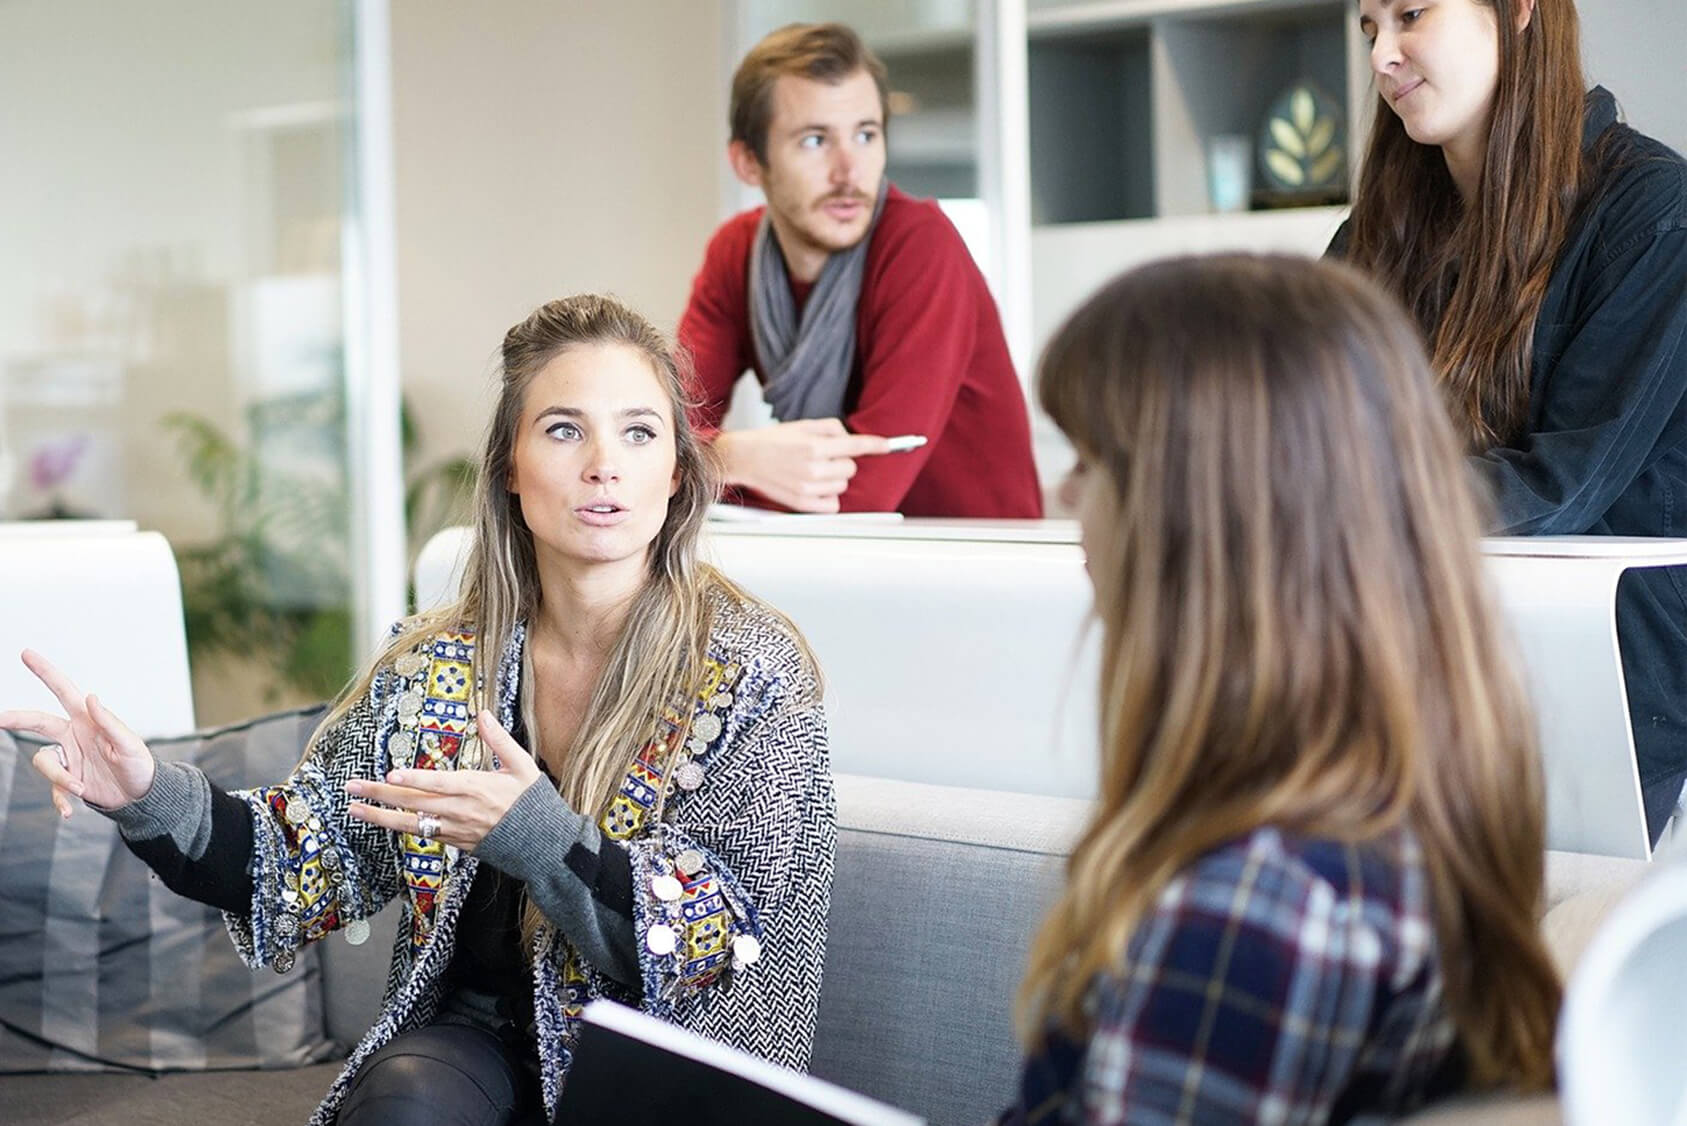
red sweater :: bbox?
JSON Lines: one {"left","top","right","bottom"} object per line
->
{"left": 678, "top": 186, "right": 1044, "bottom": 517}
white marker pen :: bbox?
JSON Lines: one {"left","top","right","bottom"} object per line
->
{"left": 885, "top": 434, "right": 928, "bottom": 453}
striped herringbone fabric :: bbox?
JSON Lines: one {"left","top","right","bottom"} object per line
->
{"left": 0, "top": 707, "right": 341, "bottom": 1073}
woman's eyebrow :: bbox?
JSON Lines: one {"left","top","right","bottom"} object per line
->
{"left": 533, "top": 406, "right": 663, "bottom": 421}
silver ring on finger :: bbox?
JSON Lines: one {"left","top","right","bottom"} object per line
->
{"left": 415, "top": 811, "right": 442, "bottom": 840}
{"left": 50, "top": 744, "right": 69, "bottom": 770}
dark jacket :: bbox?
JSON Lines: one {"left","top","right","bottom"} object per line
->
{"left": 1331, "top": 88, "right": 1687, "bottom": 841}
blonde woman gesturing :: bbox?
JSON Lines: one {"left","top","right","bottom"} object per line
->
{"left": 4, "top": 295, "right": 835, "bottom": 1126}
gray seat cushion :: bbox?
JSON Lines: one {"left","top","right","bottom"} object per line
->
{"left": 811, "top": 774, "right": 1085, "bottom": 1125}
{"left": 9, "top": 1061, "right": 346, "bottom": 1126}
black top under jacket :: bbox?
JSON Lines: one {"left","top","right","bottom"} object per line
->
{"left": 1331, "top": 87, "right": 1687, "bottom": 843}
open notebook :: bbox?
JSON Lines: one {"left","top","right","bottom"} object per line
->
{"left": 558, "top": 1001, "right": 925, "bottom": 1125}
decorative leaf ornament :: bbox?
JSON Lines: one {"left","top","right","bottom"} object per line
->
{"left": 1258, "top": 81, "right": 1346, "bottom": 192}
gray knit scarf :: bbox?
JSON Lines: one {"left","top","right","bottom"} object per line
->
{"left": 749, "top": 181, "right": 889, "bottom": 421}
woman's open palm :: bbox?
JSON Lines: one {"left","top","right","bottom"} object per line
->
{"left": 0, "top": 650, "right": 156, "bottom": 817}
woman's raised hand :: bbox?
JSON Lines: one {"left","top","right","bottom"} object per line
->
{"left": 0, "top": 649, "right": 157, "bottom": 817}
{"left": 346, "top": 709, "right": 544, "bottom": 852}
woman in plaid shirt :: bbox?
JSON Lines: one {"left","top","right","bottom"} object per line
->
{"left": 1002, "top": 256, "right": 1561, "bottom": 1124}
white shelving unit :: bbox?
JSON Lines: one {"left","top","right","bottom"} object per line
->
{"left": 1024, "top": 0, "right": 1370, "bottom": 219}
{"left": 1019, "top": 0, "right": 1371, "bottom": 497}
{"left": 1030, "top": 204, "right": 1348, "bottom": 343}
{"left": 1022, "top": 0, "right": 1374, "bottom": 349}
{"left": 875, "top": 32, "right": 980, "bottom": 199}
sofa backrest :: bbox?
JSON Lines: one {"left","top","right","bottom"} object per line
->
{"left": 320, "top": 899, "right": 400, "bottom": 1045}
{"left": 412, "top": 522, "right": 1104, "bottom": 801}
{"left": 810, "top": 773, "right": 1084, "bottom": 1124}
{"left": 416, "top": 523, "right": 1687, "bottom": 857}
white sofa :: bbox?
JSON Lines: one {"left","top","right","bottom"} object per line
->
{"left": 5, "top": 519, "right": 1673, "bottom": 1123}
{"left": 0, "top": 521, "right": 196, "bottom": 736}
{"left": 417, "top": 520, "right": 1687, "bottom": 860}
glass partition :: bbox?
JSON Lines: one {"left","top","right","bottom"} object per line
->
{"left": 0, "top": 0, "right": 384, "bottom": 724}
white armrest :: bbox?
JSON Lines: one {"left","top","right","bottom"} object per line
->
{"left": 1481, "top": 537, "right": 1687, "bottom": 859}
{"left": 0, "top": 524, "right": 195, "bottom": 737}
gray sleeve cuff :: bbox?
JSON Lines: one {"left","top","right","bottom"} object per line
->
{"left": 476, "top": 776, "right": 640, "bottom": 984}
{"left": 476, "top": 776, "right": 591, "bottom": 880}
{"left": 99, "top": 759, "right": 215, "bottom": 860}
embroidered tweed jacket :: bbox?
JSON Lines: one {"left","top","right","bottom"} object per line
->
{"left": 222, "top": 589, "right": 835, "bottom": 1125}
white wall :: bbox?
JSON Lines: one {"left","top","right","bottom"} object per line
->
{"left": 0, "top": 0, "right": 343, "bottom": 540}
{"left": 1581, "top": 0, "right": 1687, "bottom": 157}
{"left": 0, "top": 0, "right": 353, "bottom": 723}
{"left": 390, "top": 0, "right": 729, "bottom": 484}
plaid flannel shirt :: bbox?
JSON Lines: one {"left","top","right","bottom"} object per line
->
{"left": 1001, "top": 826, "right": 1465, "bottom": 1125}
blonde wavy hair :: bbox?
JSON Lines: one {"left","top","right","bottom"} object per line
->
{"left": 309, "top": 293, "right": 815, "bottom": 947}
{"left": 1020, "top": 255, "right": 1560, "bottom": 1089}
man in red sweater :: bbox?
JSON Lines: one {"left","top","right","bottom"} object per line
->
{"left": 678, "top": 22, "right": 1043, "bottom": 517}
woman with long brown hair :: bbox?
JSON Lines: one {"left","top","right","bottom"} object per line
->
{"left": 1334, "top": 0, "right": 1687, "bottom": 842}
{"left": 3, "top": 294, "right": 835, "bottom": 1125}
{"left": 999, "top": 255, "right": 1561, "bottom": 1124}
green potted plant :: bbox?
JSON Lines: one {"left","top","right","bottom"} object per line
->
{"left": 165, "top": 390, "right": 475, "bottom": 703}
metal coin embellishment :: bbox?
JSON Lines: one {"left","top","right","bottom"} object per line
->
{"left": 691, "top": 714, "right": 723, "bottom": 743}
{"left": 646, "top": 924, "right": 678, "bottom": 956}
{"left": 651, "top": 875, "right": 683, "bottom": 902}
{"left": 388, "top": 731, "right": 416, "bottom": 761}
{"left": 732, "top": 934, "right": 762, "bottom": 966}
{"left": 675, "top": 761, "right": 706, "bottom": 792}
{"left": 344, "top": 918, "right": 371, "bottom": 946}
{"left": 675, "top": 850, "right": 705, "bottom": 877}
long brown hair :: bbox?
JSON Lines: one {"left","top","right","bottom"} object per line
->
{"left": 1343, "top": 0, "right": 1586, "bottom": 447}
{"left": 1021, "top": 255, "right": 1560, "bottom": 1089}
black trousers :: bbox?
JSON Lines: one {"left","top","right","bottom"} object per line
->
{"left": 338, "top": 992, "right": 547, "bottom": 1126}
